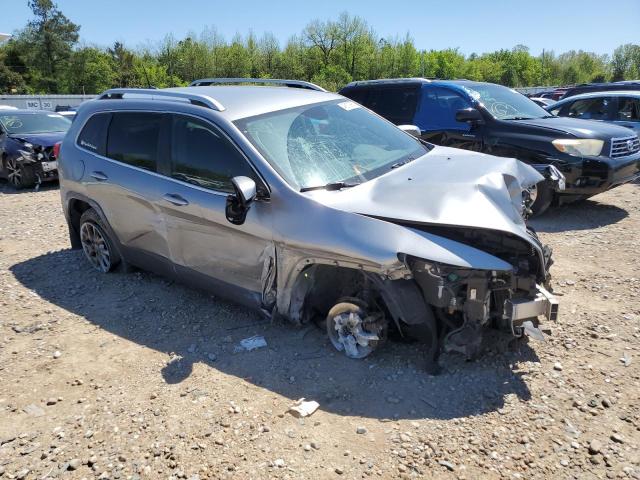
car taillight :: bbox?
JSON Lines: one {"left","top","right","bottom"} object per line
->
{"left": 53, "top": 141, "right": 61, "bottom": 159}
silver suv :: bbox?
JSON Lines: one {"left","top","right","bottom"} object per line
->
{"left": 58, "top": 79, "right": 558, "bottom": 369}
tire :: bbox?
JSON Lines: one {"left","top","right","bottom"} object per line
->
{"left": 530, "top": 181, "right": 554, "bottom": 216}
{"left": 5, "top": 157, "right": 36, "bottom": 189}
{"left": 79, "top": 209, "right": 121, "bottom": 273}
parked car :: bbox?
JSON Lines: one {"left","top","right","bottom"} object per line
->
{"left": 0, "top": 110, "right": 71, "bottom": 189}
{"left": 58, "top": 81, "right": 558, "bottom": 368}
{"left": 547, "top": 91, "right": 640, "bottom": 135}
{"left": 529, "top": 97, "right": 556, "bottom": 108}
{"left": 561, "top": 81, "right": 640, "bottom": 99}
{"left": 0, "top": 105, "right": 18, "bottom": 110}
{"left": 339, "top": 79, "right": 640, "bottom": 213}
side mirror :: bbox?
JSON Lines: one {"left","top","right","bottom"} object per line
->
{"left": 455, "top": 108, "right": 485, "bottom": 125}
{"left": 398, "top": 124, "right": 421, "bottom": 137}
{"left": 226, "top": 176, "right": 257, "bottom": 225}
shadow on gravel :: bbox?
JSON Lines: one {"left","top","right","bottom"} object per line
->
{"left": 529, "top": 198, "right": 628, "bottom": 233}
{"left": 0, "top": 179, "right": 59, "bottom": 195}
{"left": 11, "top": 248, "right": 537, "bottom": 421}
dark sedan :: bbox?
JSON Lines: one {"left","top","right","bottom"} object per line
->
{"left": 0, "top": 110, "right": 71, "bottom": 189}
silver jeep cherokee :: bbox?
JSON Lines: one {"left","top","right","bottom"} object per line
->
{"left": 58, "top": 79, "right": 558, "bottom": 369}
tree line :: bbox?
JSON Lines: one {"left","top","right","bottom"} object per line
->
{"left": 2, "top": 0, "right": 640, "bottom": 95}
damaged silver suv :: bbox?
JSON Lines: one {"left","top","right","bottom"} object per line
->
{"left": 58, "top": 79, "right": 558, "bottom": 369}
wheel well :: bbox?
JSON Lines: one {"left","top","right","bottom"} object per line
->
{"left": 67, "top": 199, "right": 92, "bottom": 248}
{"left": 287, "top": 264, "right": 430, "bottom": 334}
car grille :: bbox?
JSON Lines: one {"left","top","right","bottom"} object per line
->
{"left": 610, "top": 135, "right": 640, "bottom": 158}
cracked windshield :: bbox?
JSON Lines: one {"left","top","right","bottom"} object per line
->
{"left": 236, "top": 100, "right": 429, "bottom": 190}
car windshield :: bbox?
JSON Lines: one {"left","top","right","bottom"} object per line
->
{"left": 464, "top": 84, "right": 551, "bottom": 120}
{"left": 0, "top": 112, "right": 71, "bottom": 134}
{"left": 234, "top": 100, "right": 430, "bottom": 190}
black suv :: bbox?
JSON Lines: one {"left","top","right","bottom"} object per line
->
{"left": 340, "top": 79, "right": 640, "bottom": 213}
{"left": 561, "top": 81, "right": 640, "bottom": 99}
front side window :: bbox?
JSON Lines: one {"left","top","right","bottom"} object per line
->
{"left": 235, "top": 100, "right": 430, "bottom": 190}
{"left": 419, "top": 87, "right": 472, "bottom": 131}
{"left": 617, "top": 97, "right": 640, "bottom": 122}
{"left": 566, "top": 97, "right": 612, "bottom": 120}
{"left": 106, "top": 112, "right": 161, "bottom": 171}
{"left": 463, "top": 83, "right": 550, "bottom": 120}
{"left": 170, "top": 115, "right": 256, "bottom": 193}
{"left": 0, "top": 112, "right": 71, "bottom": 135}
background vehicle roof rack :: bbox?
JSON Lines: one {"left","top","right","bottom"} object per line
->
{"left": 189, "top": 78, "right": 326, "bottom": 92}
{"left": 97, "top": 88, "right": 226, "bottom": 111}
{"left": 343, "top": 77, "right": 434, "bottom": 88}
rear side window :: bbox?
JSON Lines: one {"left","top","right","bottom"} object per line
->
{"left": 170, "top": 114, "right": 256, "bottom": 192}
{"left": 617, "top": 97, "right": 640, "bottom": 122}
{"left": 361, "top": 87, "right": 419, "bottom": 124}
{"left": 106, "top": 112, "right": 161, "bottom": 171}
{"left": 419, "top": 87, "right": 472, "bottom": 131}
{"left": 566, "top": 97, "right": 612, "bottom": 120}
{"left": 77, "top": 113, "right": 111, "bottom": 155}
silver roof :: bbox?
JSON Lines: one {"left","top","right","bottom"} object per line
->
{"left": 556, "top": 90, "right": 640, "bottom": 102}
{"left": 164, "top": 86, "right": 343, "bottom": 120}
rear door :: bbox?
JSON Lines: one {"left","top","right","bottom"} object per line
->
{"left": 158, "top": 113, "right": 274, "bottom": 308}
{"left": 78, "top": 111, "right": 175, "bottom": 276}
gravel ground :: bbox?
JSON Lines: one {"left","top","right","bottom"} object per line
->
{"left": 0, "top": 181, "right": 638, "bottom": 480}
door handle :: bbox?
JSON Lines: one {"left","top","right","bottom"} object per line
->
{"left": 163, "top": 193, "right": 189, "bottom": 206}
{"left": 90, "top": 171, "right": 108, "bottom": 181}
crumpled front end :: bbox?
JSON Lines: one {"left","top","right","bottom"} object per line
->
{"left": 401, "top": 225, "right": 558, "bottom": 358}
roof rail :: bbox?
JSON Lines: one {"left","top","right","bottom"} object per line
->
{"left": 190, "top": 78, "right": 326, "bottom": 92}
{"left": 343, "top": 78, "right": 433, "bottom": 88}
{"left": 97, "top": 88, "right": 225, "bottom": 111}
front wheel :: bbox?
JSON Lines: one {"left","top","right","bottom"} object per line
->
{"left": 326, "top": 300, "right": 386, "bottom": 359}
{"left": 79, "top": 209, "right": 120, "bottom": 273}
{"left": 5, "top": 157, "right": 36, "bottom": 189}
{"left": 530, "top": 181, "right": 554, "bottom": 216}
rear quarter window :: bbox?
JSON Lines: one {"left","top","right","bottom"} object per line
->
{"left": 358, "top": 86, "right": 420, "bottom": 125}
{"left": 77, "top": 112, "right": 111, "bottom": 155}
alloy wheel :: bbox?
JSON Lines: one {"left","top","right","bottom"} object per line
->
{"left": 80, "top": 222, "right": 112, "bottom": 272}
{"left": 6, "top": 158, "right": 22, "bottom": 187}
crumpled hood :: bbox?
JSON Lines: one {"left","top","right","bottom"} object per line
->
{"left": 309, "top": 146, "right": 543, "bottom": 243}
{"left": 9, "top": 132, "right": 66, "bottom": 148}
{"left": 514, "top": 116, "right": 635, "bottom": 139}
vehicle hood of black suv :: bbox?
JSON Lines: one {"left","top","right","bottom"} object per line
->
{"left": 8, "top": 131, "right": 66, "bottom": 148}
{"left": 310, "top": 146, "right": 542, "bottom": 245}
{"left": 509, "top": 116, "right": 635, "bottom": 140}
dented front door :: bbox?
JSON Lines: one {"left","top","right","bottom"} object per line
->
{"left": 159, "top": 114, "right": 274, "bottom": 308}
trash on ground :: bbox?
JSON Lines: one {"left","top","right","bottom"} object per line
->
{"left": 288, "top": 398, "right": 320, "bottom": 418}
{"left": 234, "top": 335, "right": 267, "bottom": 352}
{"left": 620, "top": 351, "right": 632, "bottom": 366}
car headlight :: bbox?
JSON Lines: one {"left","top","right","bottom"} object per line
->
{"left": 552, "top": 139, "right": 603, "bottom": 157}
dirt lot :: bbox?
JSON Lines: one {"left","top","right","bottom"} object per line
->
{"left": 0, "top": 181, "right": 639, "bottom": 480}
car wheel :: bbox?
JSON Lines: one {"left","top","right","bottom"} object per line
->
{"left": 530, "top": 181, "right": 554, "bottom": 216}
{"left": 5, "top": 157, "right": 36, "bottom": 189}
{"left": 79, "top": 209, "right": 120, "bottom": 273}
{"left": 326, "top": 300, "right": 386, "bottom": 359}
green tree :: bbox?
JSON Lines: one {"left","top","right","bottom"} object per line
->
{"left": 20, "top": 0, "right": 80, "bottom": 92}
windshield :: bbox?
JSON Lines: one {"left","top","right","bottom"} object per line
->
{"left": 234, "top": 100, "right": 429, "bottom": 190}
{"left": 464, "top": 84, "right": 551, "bottom": 120}
{"left": 0, "top": 112, "right": 71, "bottom": 135}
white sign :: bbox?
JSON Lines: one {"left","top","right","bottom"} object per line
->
{"left": 40, "top": 100, "right": 53, "bottom": 110}
{"left": 25, "top": 100, "right": 41, "bottom": 110}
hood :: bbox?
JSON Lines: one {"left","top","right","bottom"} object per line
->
{"left": 309, "top": 146, "right": 543, "bottom": 244}
{"left": 511, "top": 116, "right": 635, "bottom": 139}
{"left": 9, "top": 132, "right": 66, "bottom": 147}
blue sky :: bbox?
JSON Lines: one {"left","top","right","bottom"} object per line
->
{"left": 3, "top": 0, "right": 639, "bottom": 55}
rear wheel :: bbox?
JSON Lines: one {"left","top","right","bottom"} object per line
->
{"left": 79, "top": 209, "right": 120, "bottom": 273}
{"left": 5, "top": 157, "right": 36, "bottom": 189}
